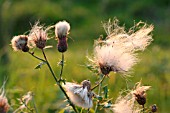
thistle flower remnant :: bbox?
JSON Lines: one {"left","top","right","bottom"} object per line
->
{"left": 63, "top": 80, "right": 94, "bottom": 108}
{"left": 11, "top": 35, "right": 29, "bottom": 52}
{"left": 112, "top": 93, "right": 140, "bottom": 113}
{"left": 132, "top": 81, "right": 151, "bottom": 105}
{"left": 88, "top": 18, "right": 153, "bottom": 75}
{"left": 55, "top": 21, "right": 70, "bottom": 52}
{"left": 0, "top": 83, "right": 10, "bottom": 113}
{"left": 94, "top": 45, "right": 137, "bottom": 75}
{"left": 29, "top": 23, "right": 47, "bottom": 49}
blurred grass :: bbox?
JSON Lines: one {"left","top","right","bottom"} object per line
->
{"left": 0, "top": 0, "right": 170, "bottom": 112}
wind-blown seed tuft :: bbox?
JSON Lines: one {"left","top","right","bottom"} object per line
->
{"left": 28, "top": 22, "right": 47, "bottom": 49}
{"left": 63, "top": 80, "right": 94, "bottom": 108}
{"left": 88, "top": 18, "right": 154, "bottom": 75}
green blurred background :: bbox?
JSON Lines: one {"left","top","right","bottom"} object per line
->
{"left": 0, "top": 0, "right": 170, "bottom": 112}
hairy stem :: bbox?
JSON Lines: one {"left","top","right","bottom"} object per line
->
{"left": 41, "top": 49, "right": 78, "bottom": 113}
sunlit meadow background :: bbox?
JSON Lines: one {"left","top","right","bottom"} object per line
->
{"left": 0, "top": 0, "right": 170, "bottom": 112}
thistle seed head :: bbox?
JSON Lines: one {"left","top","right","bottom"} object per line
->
{"left": 11, "top": 35, "right": 29, "bottom": 52}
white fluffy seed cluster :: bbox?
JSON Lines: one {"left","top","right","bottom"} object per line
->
{"left": 90, "top": 18, "right": 154, "bottom": 75}
{"left": 63, "top": 82, "right": 93, "bottom": 108}
{"left": 112, "top": 81, "right": 150, "bottom": 113}
{"left": 55, "top": 21, "right": 70, "bottom": 39}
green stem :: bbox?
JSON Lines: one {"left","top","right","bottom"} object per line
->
{"left": 28, "top": 51, "right": 45, "bottom": 62}
{"left": 41, "top": 49, "right": 78, "bottom": 113}
{"left": 91, "top": 75, "right": 106, "bottom": 91}
{"left": 94, "top": 75, "right": 105, "bottom": 113}
{"left": 59, "top": 53, "right": 64, "bottom": 81}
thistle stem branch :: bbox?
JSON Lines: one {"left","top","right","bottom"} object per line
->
{"left": 59, "top": 53, "right": 64, "bottom": 81}
{"left": 94, "top": 74, "right": 105, "bottom": 113}
{"left": 41, "top": 49, "right": 78, "bottom": 113}
{"left": 91, "top": 75, "right": 106, "bottom": 91}
{"left": 28, "top": 51, "right": 45, "bottom": 62}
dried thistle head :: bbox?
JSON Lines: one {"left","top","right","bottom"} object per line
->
{"left": 55, "top": 21, "right": 70, "bottom": 39}
{"left": 55, "top": 21, "right": 70, "bottom": 53}
{"left": 0, "top": 82, "right": 10, "bottom": 113}
{"left": 90, "top": 44, "right": 138, "bottom": 75}
{"left": 28, "top": 22, "right": 47, "bottom": 49}
{"left": 11, "top": 35, "right": 29, "bottom": 52}
{"left": 81, "top": 80, "right": 91, "bottom": 91}
{"left": 88, "top": 18, "right": 154, "bottom": 76}
{"left": 63, "top": 80, "right": 94, "bottom": 108}
{"left": 132, "top": 81, "right": 151, "bottom": 105}
{"left": 112, "top": 92, "right": 141, "bottom": 113}
{"left": 151, "top": 104, "right": 157, "bottom": 112}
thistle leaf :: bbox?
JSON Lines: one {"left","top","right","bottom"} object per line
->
{"left": 35, "top": 62, "right": 46, "bottom": 69}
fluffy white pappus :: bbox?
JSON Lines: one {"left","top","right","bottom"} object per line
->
{"left": 11, "top": 35, "right": 28, "bottom": 51}
{"left": 28, "top": 23, "right": 47, "bottom": 49}
{"left": 94, "top": 44, "right": 138, "bottom": 74}
{"left": 112, "top": 93, "right": 140, "bottom": 113}
{"left": 63, "top": 82, "right": 93, "bottom": 108}
{"left": 128, "top": 24, "right": 153, "bottom": 51}
{"left": 55, "top": 21, "right": 70, "bottom": 38}
{"left": 103, "top": 19, "right": 154, "bottom": 52}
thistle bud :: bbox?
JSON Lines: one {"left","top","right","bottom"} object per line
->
{"left": 11, "top": 35, "right": 29, "bottom": 52}
{"left": 55, "top": 21, "right": 70, "bottom": 53}
{"left": 151, "top": 104, "right": 157, "bottom": 112}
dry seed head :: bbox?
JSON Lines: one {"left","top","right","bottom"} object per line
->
{"left": 0, "top": 96, "right": 10, "bottom": 113}
{"left": 28, "top": 23, "right": 47, "bottom": 49}
{"left": 132, "top": 81, "right": 151, "bottom": 105}
{"left": 151, "top": 104, "right": 157, "bottom": 112}
{"left": 63, "top": 80, "right": 93, "bottom": 108}
{"left": 55, "top": 21, "right": 70, "bottom": 39}
{"left": 93, "top": 44, "right": 138, "bottom": 75}
{"left": 11, "top": 35, "right": 29, "bottom": 52}
{"left": 112, "top": 92, "right": 141, "bottom": 113}
{"left": 0, "top": 82, "right": 10, "bottom": 113}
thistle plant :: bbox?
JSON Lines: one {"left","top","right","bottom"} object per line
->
{"left": 9, "top": 18, "right": 158, "bottom": 113}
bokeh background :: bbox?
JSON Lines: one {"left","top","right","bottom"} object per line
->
{"left": 0, "top": 0, "right": 170, "bottom": 112}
